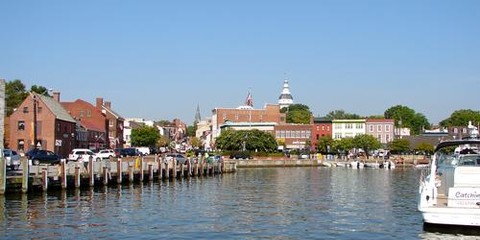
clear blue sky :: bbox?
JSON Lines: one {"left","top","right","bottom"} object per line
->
{"left": 1, "top": 1, "right": 479, "bottom": 125}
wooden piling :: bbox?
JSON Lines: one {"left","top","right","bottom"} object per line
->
{"left": 128, "top": 165, "right": 134, "bottom": 182}
{"left": 117, "top": 158, "right": 122, "bottom": 184}
{"left": 165, "top": 162, "right": 170, "bottom": 179}
{"left": 173, "top": 159, "right": 177, "bottom": 178}
{"left": 0, "top": 156, "right": 5, "bottom": 194}
{"left": 21, "top": 158, "right": 29, "bottom": 193}
{"left": 42, "top": 169, "right": 48, "bottom": 191}
{"left": 61, "top": 160, "right": 67, "bottom": 189}
{"left": 158, "top": 160, "right": 163, "bottom": 180}
{"left": 75, "top": 166, "right": 81, "bottom": 188}
{"left": 103, "top": 167, "right": 108, "bottom": 185}
{"left": 139, "top": 157, "right": 144, "bottom": 182}
{"left": 89, "top": 158, "right": 94, "bottom": 187}
{"left": 187, "top": 159, "right": 191, "bottom": 177}
{"left": 148, "top": 164, "right": 153, "bottom": 181}
{"left": 180, "top": 163, "right": 184, "bottom": 178}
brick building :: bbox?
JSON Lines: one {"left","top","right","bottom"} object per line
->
{"left": 211, "top": 104, "right": 286, "bottom": 140}
{"left": 9, "top": 92, "right": 76, "bottom": 157}
{"left": 312, "top": 118, "right": 332, "bottom": 148}
{"left": 61, "top": 95, "right": 108, "bottom": 150}
{"left": 96, "top": 98, "right": 124, "bottom": 149}
{"left": 365, "top": 118, "right": 395, "bottom": 145}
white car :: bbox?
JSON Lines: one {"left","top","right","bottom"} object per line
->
{"left": 68, "top": 149, "right": 100, "bottom": 162}
{"left": 3, "top": 149, "right": 20, "bottom": 170}
{"left": 97, "top": 149, "right": 115, "bottom": 159}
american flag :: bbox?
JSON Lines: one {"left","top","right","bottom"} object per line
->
{"left": 245, "top": 91, "right": 253, "bottom": 107}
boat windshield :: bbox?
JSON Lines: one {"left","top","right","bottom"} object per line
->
{"left": 436, "top": 152, "right": 480, "bottom": 166}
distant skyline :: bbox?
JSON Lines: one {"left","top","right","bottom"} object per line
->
{"left": 1, "top": 1, "right": 479, "bottom": 125}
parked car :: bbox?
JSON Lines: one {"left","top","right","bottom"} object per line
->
{"left": 68, "top": 149, "right": 101, "bottom": 162}
{"left": 135, "top": 147, "right": 150, "bottom": 156}
{"left": 229, "top": 152, "right": 252, "bottom": 160}
{"left": 30, "top": 150, "right": 62, "bottom": 165}
{"left": 165, "top": 153, "right": 187, "bottom": 165}
{"left": 118, "top": 148, "right": 140, "bottom": 157}
{"left": 3, "top": 149, "right": 20, "bottom": 170}
{"left": 96, "top": 149, "right": 115, "bottom": 159}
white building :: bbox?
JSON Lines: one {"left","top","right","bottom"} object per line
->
{"left": 332, "top": 119, "right": 366, "bottom": 139}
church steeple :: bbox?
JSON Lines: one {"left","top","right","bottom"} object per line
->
{"left": 194, "top": 104, "right": 201, "bottom": 124}
{"left": 278, "top": 79, "right": 294, "bottom": 109}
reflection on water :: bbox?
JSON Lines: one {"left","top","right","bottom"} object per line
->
{"left": 0, "top": 167, "right": 476, "bottom": 239}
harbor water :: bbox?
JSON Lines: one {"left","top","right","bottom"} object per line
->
{"left": 0, "top": 167, "right": 477, "bottom": 239}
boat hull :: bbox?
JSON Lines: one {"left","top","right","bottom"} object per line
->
{"left": 420, "top": 207, "right": 480, "bottom": 226}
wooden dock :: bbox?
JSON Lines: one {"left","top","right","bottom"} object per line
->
{"left": 0, "top": 155, "right": 237, "bottom": 194}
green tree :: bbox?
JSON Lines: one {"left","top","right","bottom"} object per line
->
{"left": 189, "top": 136, "right": 202, "bottom": 148}
{"left": 324, "top": 110, "right": 362, "bottom": 120}
{"left": 30, "top": 85, "right": 51, "bottom": 96}
{"left": 157, "top": 135, "right": 170, "bottom": 147}
{"left": 352, "top": 134, "right": 382, "bottom": 159}
{"left": 440, "top": 109, "right": 480, "bottom": 127}
{"left": 186, "top": 125, "right": 197, "bottom": 137}
{"left": 131, "top": 126, "right": 160, "bottom": 147}
{"left": 333, "top": 137, "right": 354, "bottom": 156}
{"left": 5, "top": 80, "right": 51, "bottom": 116}
{"left": 316, "top": 136, "right": 334, "bottom": 154}
{"left": 155, "top": 120, "right": 171, "bottom": 126}
{"left": 387, "top": 138, "right": 411, "bottom": 154}
{"left": 5, "top": 80, "right": 29, "bottom": 116}
{"left": 414, "top": 142, "right": 434, "bottom": 155}
{"left": 215, "top": 129, "right": 277, "bottom": 152}
{"left": 384, "top": 105, "right": 430, "bottom": 135}
{"left": 280, "top": 104, "right": 312, "bottom": 124}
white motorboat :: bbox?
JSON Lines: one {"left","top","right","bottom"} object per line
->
{"left": 350, "top": 159, "right": 364, "bottom": 169}
{"left": 418, "top": 121, "right": 480, "bottom": 227}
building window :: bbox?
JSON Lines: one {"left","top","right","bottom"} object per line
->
{"left": 377, "top": 134, "right": 382, "bottom": 142}
{"left": 301, "top": 131, "right": 306, "bottom": 138}
{"left": 386, "top": 134, "right": 390, "bottom": 142}
{"left": 345, "top": 124, "right": 353, "bottom": 129}
{"left": 80, "top": 110, "right": 84, "bottom": 117}
{"left": 109, "top": 119, "right": 114, "bottom": 127}
{"left": 306, "top": 130, "right": 311, "bottom": 138}
{"left": 463, "top": 128, "right": 467, "bottom": 134}
{"left": 280, "top": 131, "right": 285, "bottom": 138}
{"left": 18, "top": 121, "right": 25, "bottom": 131}
{"left": 23, "top": 107, "right": 28, "bottom": 113}
{"left": 335, "top": 124, "right": 342, "bottom": 129}
{"left": 356, "top": 124, "right": 363, "bottom": 129}
{"left": 87, "top": 109, "right": 91, "bottom": 117}
{"left": 321, "top": 126, "right": 325, "bottom": 131}
{"left": 385, "top": 125, "right": 390, "bottom": 132}
{"left": 37, "top": 107, "right": 42, "bottom": 114}
{"left": 57, "top": 123, "right": 61, "bottom": 133}
{"left": 334, "top": 133, "right": 342, "bottom": 139}
{"left": 17, "top": 139, "right": 25, "bottom": 151}
{"left": 377, "top": 125, "right": 382, "bottom": 132}
{"left": 453, "top": 128, "right": 458, "bottom": 134}
{"left": 286, "top": 131, "right": 291, "bottom": 138}
{"left": 369, "top": 125, "right": 374, "bottom": 132}
{"left": 235, "top": 114, "right": 239, "bottom": 120}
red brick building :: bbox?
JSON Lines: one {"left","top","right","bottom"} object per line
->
{"left": 96, "top": 98, "right": 124, "bottom": 149}
{"left": 211, "top": 104, "right": 286, "bottom": 139}
{"left": 312, "top": 118, "right": 332, "bottom": 148}
{"left": 9, "top": 92, "right": 76, "bottom": 157}
{"left": 61, "top": 96, "right": 108, "bottom": 150}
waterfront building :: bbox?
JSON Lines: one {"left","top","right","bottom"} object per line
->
{"left": 312, "top": 118, "right": 332, "bottom": 148}
{"left": 274, "top": 124, "right": 313, "bottom": 150}
{"left": 211, "top": 91, "right": 286, "bottom": 140}
{"left": 365, "top": 118, "right": 395, "bottom": 145}
{"left": 95, "top": 98, "right": 124, "bottom": 149}
{"left": 331, "top": 119, "right": 366, "bottom": 139}
{"left": 9, "top": 92, "right": 76, "bottom": 157}
{"left": 61, "top": 96, "right": 108, "bottom": 150}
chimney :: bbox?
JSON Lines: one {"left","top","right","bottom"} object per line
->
{"left": 96, "top": 98, "right": 104, "bottom": 109}
{"left": 104, "top": 101, "right": 111, "bottom": 109}
{"left": 52, "top": 91, "right": 60, "bottom": 102}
